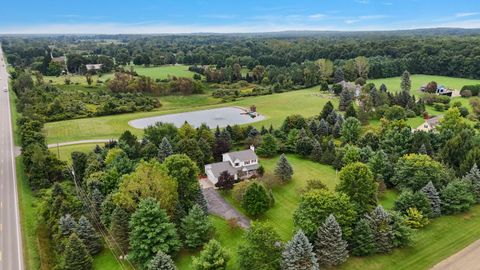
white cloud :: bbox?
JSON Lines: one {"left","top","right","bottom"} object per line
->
{"left": 345, "top": 20, "right": 360, "bottom": 24}
{"left": 455, "top": 12, "right": 479, "bottom": 18}
{"left": 359, "top": 15, "right": 389, "bottom": 20}
{"left": 309, "top": 14, "right": 326, "bottom": 20}
{"left": 355, "top": 0, "right": 369, "bottom": 4}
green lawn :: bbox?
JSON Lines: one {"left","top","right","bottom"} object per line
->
{"left": 176, "top": 216, "right": 245, "bottom": 270}
{"left": 132, "top": 65, "right": 197, "bottom": 80}
{"left": 49, "top": 143, "right": 100, "bottom": 163}
{"left": 368, "top": 74, "right": 480, "bottom": 94}
{"left": 41, "top": 73, "right": 113, "bottom": 86}
{"left": 44, "top": 87, "right": 336, "bottom": 144}
{"left": 341, "top": 205, "right": 480, "bottom": 270}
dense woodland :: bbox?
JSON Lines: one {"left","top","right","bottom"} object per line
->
{"left": 7, "top": 31, "right": 480, "bottom": 270}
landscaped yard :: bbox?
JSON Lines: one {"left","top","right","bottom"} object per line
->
{"left": 49, "top": 143, "right": 100, "bottom": 163}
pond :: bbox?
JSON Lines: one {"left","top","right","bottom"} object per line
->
{"left": 128, "top": 106, "right": 266, "bottom": 129}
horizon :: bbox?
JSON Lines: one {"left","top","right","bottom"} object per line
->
{"left": 1, "top": 0, "right": 479, "bottom": 34}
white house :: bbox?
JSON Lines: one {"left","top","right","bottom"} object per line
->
{"left": 204, "top": 146, "right": 259, "bottom": 185}
{"left": 85, "top": 64, "right": 103, "bottom": 71}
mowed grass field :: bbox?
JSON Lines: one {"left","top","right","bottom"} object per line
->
{"left": 132, "top": 64, "right": 197, "bottom": 80}
{"left": 368, "top": 74, "right": 480, "bottom": 94}
{"left": 44, "top": 87, "right": 336, "bottom": 144}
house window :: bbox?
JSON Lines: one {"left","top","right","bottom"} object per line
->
{"left": 234, "top": 162, "right": 240, "bottom": 167}
{"left": 244, "top": 160, "right": 250, "bottom": 165}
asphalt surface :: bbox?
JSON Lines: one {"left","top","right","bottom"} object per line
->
{"left": 0, "top": 45, "right": 24, "bottom": 270}
{"left": 431, "top": 240, "right": 480, "bottom": 270}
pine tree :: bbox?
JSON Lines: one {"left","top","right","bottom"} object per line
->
{"left": 380, "top": 83, "right": 387, "bottom": 92}
{"left": 59, "top": 214, "right": 78, "bottom": 239}
{"left": 196, "top": 190, "right": 209, "bottom": 214}
{"left": 366, "top": 206, "right": 394, "bottom": 253}
{"left": 314, "top": 214, "right": 348, "bottom": 267}
{"left": 77, "top": 216, "right": 102, "bottom": 255}
{"left": 333, "top": 67, "right": 345, "bottom": 83}
{"left": 345, "top": 103, "right": 357, "bottom": 119}
{"left": 110, "top": 206, "right": 131, "bottom": 255}
{"left": 158, "top": 137, "right": 173, "bottom": 162}
{"left": 146, "top": 251, "right": 177, "bottom": 270}
{"left": 282, "top": 230, "right": 319, "bottom": 270}
{"left": 418, "top": 144, "right": 428, "bottom": 155}
{"left": 420, "top": 181, "right": 442, "bottom": 217}
{"left": 192, "top": 239, "right": 230, "bottom": 270}
{"left": 129, "top": 198, "right": 180, "bottom": 268}
{"left": 310, "top": 140, "right": 323, "bottom": 162}
{"left": 339, "top": 89, "right": 353, "bottom": 111}
{"left": 318, "top": 119, "right": 330, "bottom": 137}
{"left": 181, "top": 204, "right": 213, "bottom": 249}
{"left": 91, "top": 187, "right": 104, "bottom": 213}
{"left": 63, "top": 233, "right": 93, "bottom": 270}
{"left": 401, "top": 70, "right": 411, "bottom": 92}
{"left": 257, "top": 133, "right": 278, "bottom": 157}
{"left": 351, "top": 218, "right": 376, "bottom": 256}
{"left": 463, "top": 164, "right": 480, "bottom": 203}
{"left": 275, "top": 154, "right": 293, "bottom": 182}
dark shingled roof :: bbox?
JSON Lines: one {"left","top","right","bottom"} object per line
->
{"left": 225, "top": 149, "right": 258, "bottom": 162}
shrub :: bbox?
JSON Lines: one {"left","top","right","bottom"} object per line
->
{"left": 460, "top": 89, "right": 472, "bottom": 97}
{"left": 403, "top": 207, "right": 429, "bottom": 229}
{"left": 441, "top": 180, "right": 475, "bottom": 214}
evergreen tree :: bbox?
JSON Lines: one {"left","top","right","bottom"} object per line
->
{"left": 198, "top": 138, "right": 213, "bottom": 166}
{"left": 146, "top": 251, "right": 177, "bottom": 270}
{"left": 345, "top": 103, "right": 357, "bottom": 119}
{"left": 400, "top": 70, "right": 411, "bottom": 92}
{"left": 339, "top": 89, "right": 353, "bottom": 111}
{"left": 158, "top": 137, "right": 173, "bottom": 162}
{"left": 59, "top": 214, "right": 78, "bottom": 239}
{"left": 192, "top": 239, "right": 230, "bottom": 270}
{"left": 380, "top": 83, "right": 387, "bottom": 92}
{"left": 419, "top": 181, "right": 442, "bottom": 217}
{"left": 351, "top": 218, "right": 376, "bottom": 256}
{"left": 275, "top": 154, "right": 294, "bottom": 182}
{"left": 366, "top": 206, "right": 394, "bottom": 253}
{"left": 318, "top": 119, "right": 330, "bottom": 137}
{"left": 63, "top": 233, "right": 93, "bottom": 270}
{"left": 333, "top": 67, "right": 345, "bottom": 83}
{"left": 314, "top": 214, "right": 348, "bottom": 267}
{"left": 390, "top": 211, "right": 413, "bottom": 248}
{"left": 181, "top": 205, "right": 213, "bottom": 249}
{"left": 91, "top": 187, "right": 104, "bottom": 213}
{"left": 71, "top": 151, "right": 88, "bottom": 183}
{"left": 110, "top": 206, "right": 131, "bottom": 255}
{"left": 296, "top": 132, "right": 314, "bottom": 156}
{"left": 320, "top": 101, "right": 334, "bottom": 120}
{"left": 129, "top": 198, "right": 180, "bottom": 268}
{"left": 463, "top": 164, "right": 480, "bottom": 203}
{"left": 310, "top": 140, "right": 323, "bottom": 162}
{"left": 196, "top": 190, "right": 209, "bottom": 214}
{"left": 76, "top": 216, "right": 102, "bottom": 255}
{"left": 257, "top": 134, "right": 278, "bottom": 157}
{"left": 282, "top": 230, "right": 319, "bottom": 270}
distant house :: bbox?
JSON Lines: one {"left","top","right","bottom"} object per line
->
{"left": 338, "top": 80, "right": 361, "bottom": 97}
{"left": 85, "top": 64, "right": 103, "bottom": 71}
{"left": 420, "top": 84, "right": 453, "bottom": 96}
{"left": 204, "top": 146, "right": 259, "bottom": 185}
{"left": 416, "top": 115, "right": 442, "bottom": 132}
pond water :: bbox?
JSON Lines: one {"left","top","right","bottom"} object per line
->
{"left": 129, "top": 107, "right": 266, "bottom": 129}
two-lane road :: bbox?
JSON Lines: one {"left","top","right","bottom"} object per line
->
{"left": 0, "top": 46, "right": 24, "bottom": 270}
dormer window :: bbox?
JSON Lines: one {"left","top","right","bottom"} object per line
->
{"left": 234, "top": 162, "right": 240, "bottom": 167}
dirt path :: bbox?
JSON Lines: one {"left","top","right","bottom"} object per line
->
{"left": 201, "top": 187, "right": 250, "bottom": 229}
{"left": 431, "top": 240, "right": 480, "bottom": 270}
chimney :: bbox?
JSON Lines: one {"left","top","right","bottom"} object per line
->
{"left": 250, "top": 145, "right": 255, "bottom": 152}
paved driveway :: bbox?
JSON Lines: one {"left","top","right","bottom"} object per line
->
{"left": 202, "top": 187, "right": 250, "bottom": 229}
{"left": 431, "top": 240, "right": 480, "bottom": 270}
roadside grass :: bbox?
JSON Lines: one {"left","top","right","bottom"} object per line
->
{"left": 44, "top": 87, "right": 336, "bottom": 144}
{"left": 131, "top": 65, "right": 197, "bottom": 80}
{"left": 368, "top": 74, "right": 480, "bottom": 94}
{"left": 16, "top": 157, "right": 43, "bottom": 270}
{"left": 49, "top": 143, "right": 100, "bottom": 163}
{"left": 341, "top": 205, "right": 480, "bottom": 270}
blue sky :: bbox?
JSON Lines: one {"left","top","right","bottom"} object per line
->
{"left": 1, "top": 0, "right": 479, "bottom": 33}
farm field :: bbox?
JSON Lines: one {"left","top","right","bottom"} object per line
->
{"left": 44, "top": 86, "right": 337, "bottom": 143}
{"left": 368, "top": 74, "right": 480, "bottom": 94}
